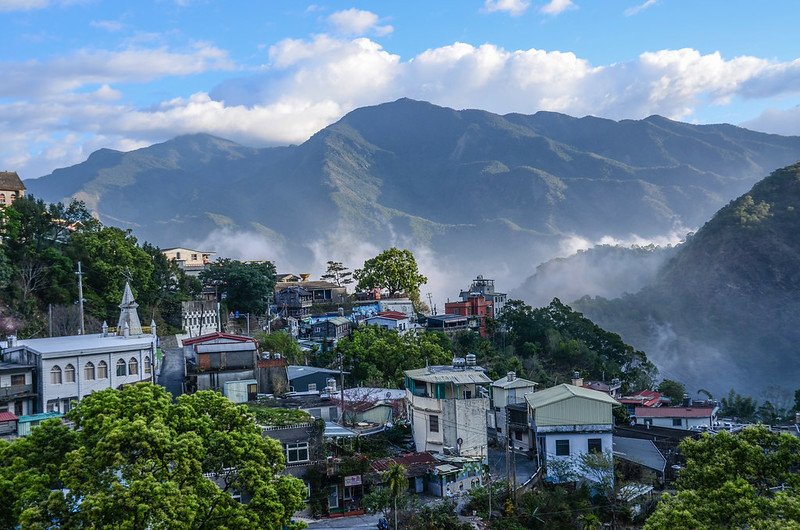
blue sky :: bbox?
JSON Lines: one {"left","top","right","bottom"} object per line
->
{"left": 3, "top": 0, "right": 800, "bottom": 178}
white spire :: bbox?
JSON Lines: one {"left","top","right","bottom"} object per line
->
{"left": 117, "top": 280, "right": 143, "bottom": 336}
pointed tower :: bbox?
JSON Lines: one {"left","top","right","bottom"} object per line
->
{"left": 117, "top": 281, "right": 143, "bottom": 336}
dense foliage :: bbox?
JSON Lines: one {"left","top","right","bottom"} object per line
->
{"left": 0, "top": 384, "right": 306, "bottom": 529}
{"left": 247, "top": 405, "right": 313, "bottom": 427}
{"left": 200, "top": 258, "right": 276, "bottom": 315}
{"left": 644, "top": 426, "right": 800, "bottom": 529}
{"left": 354, "top": 248, "right": 427, "bottom": 301}
{"left": 0, "top": 195, "right": 196, "bottom": 335}
{"left": 499, "top": 298, "right": 657, "bottom": 392}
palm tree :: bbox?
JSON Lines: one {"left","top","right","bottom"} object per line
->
{"left": 384, "top": 463, "right": 407, "bottom": 530}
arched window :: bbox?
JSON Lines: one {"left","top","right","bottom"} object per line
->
{"left": 144, "top": 356, "right": 152, "bottom": 374}
{"left": 116, "top": 359, "right": 127, "bottom": 377}
{"left": 0, "top": 193, "right": 5, "bottom": 204}
{"left": 51, "top": 365, "right": 62, "bottom": 384}
{"left": 84, "top": 362, "right": 95, "bottom": 380}
{"left": 64, "top": 364, "right": 75, "bottom": 383}
{"left": 128, "top": 357, "right": 139, "bottom": 376}
{"left": 10, "top": 193, "right": 16, "bottom": 201}
{"left": 97, "top": 360, "right": 108, "bottom": 379}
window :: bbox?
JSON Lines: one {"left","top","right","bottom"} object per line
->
{"left": 191, "top": 253, "right": 198, "bottom": 261}
{"left": 64, "top": 364, "right": 75, "bottom": 383}
{"left": 0, "top": 193, "right": 5, "bottom": 204}
{"left": 515, "top": 431, "right": 523, "bottom": 441}
{"left": 116, "top": 359, "right": 127, "bottom": 377}
{"left": 50, "top": 365, "right": 62, "bottom": 384}
{"left": 307, "top": 383, "right": 317, "bottom": 392}
{"left": 285, "top": 442, "right": 310, "bottom": 464}
{"left": 463, "top": 390, "right": 472, "bottom": 399}
{"left": 128, "top": 357, "right": 139, "bottom": 376}
{"left": 588, "top": 438, "right": 602, "bottom": 453}
{"left": 429, "top": 414, "right": 439, "bottom": 433}
{"left": 304, "top": 482, "right": 312, "bottom": 502}
{"left": 328, "top": 485, "right": 339, "bottom": 509}
{"left": 672, "top": 418, "right": 683, "bottom": 427}
{"left": 46, "top": 400, "right": 58, "bottom": 412}
{"left": 344, "top": 485, "right": 355, "bottom": 500}
{"left": 84, "top": 362, "right": 95, "bottom": 380}
{"left": 555, "top": 439, "right": 570, "bottom": 456}
{"left": 10, "top": 374, "right": 25, "bottom": 386}
{"left": 175, "top": 252, "right": 181, "bottom": 260}
{"left": 144, "top": 356, "right": 152, "bottom": 374}
{"left": 10, "top": 193, "right": 16, "bottom": 201}
{"left": 97, "top": 361, "right": 108, "bottom": 379}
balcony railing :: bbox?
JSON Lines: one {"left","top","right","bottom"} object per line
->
{"left": 0, "top": 384, "right": 33, "bottom": 398}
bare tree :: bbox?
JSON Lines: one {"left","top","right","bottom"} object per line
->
{"left": 18, "top": 260, "right": 47, "bottom": 304}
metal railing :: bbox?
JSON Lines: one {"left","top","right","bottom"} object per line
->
{"left": 0, "top": 384, "right": 33, "bottom": 398}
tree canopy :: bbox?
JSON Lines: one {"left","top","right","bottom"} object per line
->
{"left": 644, "top": 426, "right": 800, "bottom": 529}
{"left": 320, "top": 261, "right": 353, "bottom": 287}
{"left": 657, "top": 379, "right": 686, "bottom": 405}
{"left": 0, "top": 384, "right": 306, "bottom": 529}
{"left": 200, "top": 258, "right": 276, "bottom": 315}
{"left": 354, "top": 248, "right": 427, "bottom": 300}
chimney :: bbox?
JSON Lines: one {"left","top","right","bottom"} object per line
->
{"left": 337, "top": 307, "right": 344, "bottom": 317}
{"left": 7, "top": 335, "right": 16, "bottom": 348}
{"left": 102, "top": 321, "right": 108, "bottom": 337}
{"left": 571, "top": 371, "right": 583, "bottom": 387}
{"left": 507, "top": 371, "right": 516, "bottom": 382}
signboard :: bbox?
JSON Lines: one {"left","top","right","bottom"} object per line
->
{"left": 344, "top": 475, "right": 362, "bottom": 486}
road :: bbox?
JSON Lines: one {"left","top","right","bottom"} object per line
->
{"left": 157, "top": 348, "right": 185, "bottom": 399}
{"left": 304, "top": 513, "right": 382, "bottom": 528}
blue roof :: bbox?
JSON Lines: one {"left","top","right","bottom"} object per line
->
{"left": 18, "top": 412, "right": 63, "bottom": 423}
{"left": 287, "top": 365, "right": 340, "bottom": 380}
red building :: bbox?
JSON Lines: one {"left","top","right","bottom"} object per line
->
{"left": 444, "top": 295, "right": 493, "bottom": 337}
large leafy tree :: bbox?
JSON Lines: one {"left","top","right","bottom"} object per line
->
{"left": 334, "top": 326, "right": 452, "bottom": 387}
{"left": 657, "top": 379, "right": 686, "bottom": 405}
{"left": 0, "top": 384, "right": 306, "bottom": 529}
{"left": 320, "top": 260, "right": 353, "bottom": 287}
{"left": 644, "top": 426, "right": 800, "bottom": 529}
{"left": 354, "top": 248, "right": 427, "bottom": 300}
{"left": 200, "top": 258, "right": 276, "bottom": 315}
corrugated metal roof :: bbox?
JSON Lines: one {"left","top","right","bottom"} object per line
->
{"left": 287, "top": 365, "right": 340, "bottom": 380}
{"left": 404, "top": 366, "right": 492, "bottom": 384}
{"left": 525, "top": 383, "right": 620, "bottom": 409}
{"left": 3, "top": 333, "right": 154, "bottom": 357}
{"left": 614, "top": 436, "right": 666, "bottom": 473}
{"left": 324, "top": 421, "right": 358, "bottom": 438}
{"left": 0, "top": 411, "right": 18, "bottom": 422}
{"left": 492, "top": 376, "right": 538, "bottom": 390}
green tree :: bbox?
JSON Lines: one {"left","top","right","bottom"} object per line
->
{"left": 354, "top": 248, "right": 427, "bottom": 301}
{"left": 200, "top": 258, "right": 276, "bottom": 315}
{"left": 644, "top": 426, "right": 800, "bottom": 529}
{"left": 254, "top": 330, "right": 305, "bottom": 365}
{"left": 321, "top": 260, "right": 353, "bottom": 286}
{"left": 0, "top": 383, "right": 306, "bottom": 529}
{"left": 657, "top": 379, "right": 686, "bottom": 405}
{"left": 720, "top": 388, "right": 758, "bottom": 422}
{"left": 385, "top": 463, "right": 407, "bottom": 530}
{"left": 141, "top": 242, "right": 199, "bottom": 332}
{"left": 334, "top": 326, "right": 452, "bottom": 387}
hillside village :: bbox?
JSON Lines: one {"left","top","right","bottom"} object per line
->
{"left": 1, "top": 185, "right": 800, "bottom": 529}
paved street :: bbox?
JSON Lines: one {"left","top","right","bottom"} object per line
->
{"left": 304, "top": 513, "right": 381, "bottom": 528}
{"left": 158, "top": 348, "right": 185, "bottom": 399}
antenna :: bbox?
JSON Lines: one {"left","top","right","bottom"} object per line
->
{"left": 76, "top": 262, "right": 85, "bottom": 335}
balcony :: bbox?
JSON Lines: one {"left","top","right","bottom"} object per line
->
{"left": 0, "top": 384, "right": 33, "bottom": 399}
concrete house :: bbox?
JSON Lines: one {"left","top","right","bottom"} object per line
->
{"left": 0, "top": 283, "right": 156, "bottom": 414}
{"left": 0, "top": 171, "right": 25, "bottom": 206}
{"left": 459, "top": 275, "right": 507, "bottom": 318}
{"left": 426, "top": 314, "right": 469, "bottom": 335}
{"left": 491, "top": 372, "right": 538, "bottom": 451}
{"left": 274, "top": 279, "right": 347, "bottom": 307}
{"left": 311, "top": 317, "right": 351, "bottom": 342}
{"left": 634, "top": 406, "right": 716, "bottom": 430}
{"left": 0, "top": 361, "right": 36, "bottom": 417}
{"left": 161, "top": 247, "right": 215, "bottom": 276}
{"left": 288, "top": 365, "right": 341, "bottom": 394}
{"left": 444, "top": 295, "right": 493, "bottom": 337}
{"left": 404, "top": 356, "right": 492, "bottom": 458}
{"left": 364, "top": 311, "right": 412, "bottom": 334}
{"left": 525, "top": 384, "right": 619, "bottom": 483}
{"left": 275, "top": 286, "right": 313, "bottom": 318}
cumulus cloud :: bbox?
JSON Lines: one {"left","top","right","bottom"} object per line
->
{"left": 483, "top": 0, "right": 530, "bottom": 16}
{"left": 6, "top": 35, "right": 800, "bottom": 179}
{"left": 90, "top": 19, "right": 125, "bottom": 32}
{"left": 539, "top": 0, "right": 575, "bottom": 15}
{"left": 0, "top": 0, "right": 50, "bottom": 11}
{"left": 742, "top": 105, "right": 800, "bottom": 136}
{"left": 327, "top": 8, "right": 393, "bottom": 36}
{"left": 624, "top": 0, "right": 658, "bottom": 16}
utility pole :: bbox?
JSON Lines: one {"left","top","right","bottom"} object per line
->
{"left": 76, "top": 262, "right": 85, "bottom": 335}
{"left": 48, "top": 304, "right": 53, "bottom": 337}
{"left": 246, "top": 313, "right": 250, "bottom": 336}
{"left": 505, "top": 412, "right": 511, "bottom": 494}
{"left": 339, "top": 348, "right": 345, "bottom": 424}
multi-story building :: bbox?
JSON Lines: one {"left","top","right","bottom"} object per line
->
{"left": 490, "top": 372, "right": 538, "bottom": 451}
{"left": 0, "top": 283, "right": 157, "bottom": 414}
{"left": 404, "top": 356, "right": 492, "bottom": 458}
{"left": 161, "top": 247, "right": 215, "bottom": 276}
{"left": 274, "top": 279, "right": 347, "bottom": 307}
{"left": 364, "top": 310, "right": 413, "bottom": 335}
{"left": 444, "top": 295, "right": 493, "bottom": 337}
{"left": 525, "top": 383, "right": 619, "bottom": 483}
{"left": 426, "top": 314, "right": 469, "bottom": 335}
{"left": 0, "top": 361, "right": 36, "bottom": 417}
{"left": 275, "top": 286, "right": 313, "bottom": 318}
{"left": 182, "top": 332, "right": 258, "bottom": 394}
{"left": 459, "top": 275, "right": 507, "bottom": 318}
{"left": 0, "top": 171, "right": 25, "bottom": 206}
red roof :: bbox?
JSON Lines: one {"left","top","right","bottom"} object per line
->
{"left": 635, "top": 406, "right": 714, "bottom": 418}
{"left": 375, "top": 311, "right": 407, "bottom": 321}
{"left": 0, "top": 411, "right": 18, "bottom": 422}
{"left": 620, "top": 390, "right": 662, "bottom": 407}
{"left": 182, "top": 332, "right": 256, "bottom": 346}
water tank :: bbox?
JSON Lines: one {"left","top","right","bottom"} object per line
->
{"left": 452, "top": 357, "right": 466, "bottom": 368}
{"left": 465, "top": 353, "right": 477, "bottom": 366}
{"left": 326, "top": 377, "right": 337, "bottom": 392}
{"left": 507, "top": 371, "right": 516, "bottom": 382}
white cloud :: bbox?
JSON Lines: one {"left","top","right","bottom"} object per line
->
{"left": 0, "top": 0, "right": 49, "bottom": 11}
{"left": 539, "top": 0, "right": 575, "bottom": 16}
{"left": 624, "top": 0, "right": 658, "bottom": 16}
{"left": 742, "top": 105, "right": 800, "bottom": 136}
{"left": 483, "top": 0, "right": 530, "bottom": 16}
{"left": 90, "top": 19, "right": 124, "bottom": 32}
{"left": 327, "top": 8, "right": 393, "bottom": 36}
{"left": 6, "top": 36, "right": 800, "bottom": 180}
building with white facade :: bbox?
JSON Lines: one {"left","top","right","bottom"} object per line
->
{"left": 181, "top": 300, "right": 220, "bottom": 338}
{"left": 364, "top": 311, "right": 413, "bottom": 335}
{"left": 634, "top": 406, "right": 716, "bottom": 430}
{"left": 0, "top": 282, "right": 156, "bottom": 413}
{"left": 525, "top": 383, "right": 619, "bottom": 483}
{"left": 490, "top": 372, "right": 537, "bottom": 451}
{"left": 459, "top": 275, "right": 507, "bottom": 318}
{"left": 404, "top": 356, "right": 492, "bottom": 458}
